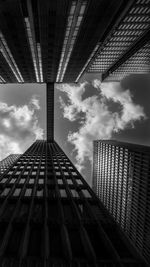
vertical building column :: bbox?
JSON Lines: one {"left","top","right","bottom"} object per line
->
{"left": 46, "top": 82, "right": 54, "bottom": 142}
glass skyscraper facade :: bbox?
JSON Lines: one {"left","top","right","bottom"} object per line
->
{"left": 92, "top": 140, "right": 150, "bottom": 265}
{"left": 0, "top": 154, "right": 20, "bottom": 175}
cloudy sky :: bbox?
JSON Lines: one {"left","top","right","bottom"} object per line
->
{"left": 0, "top": 75, "right": 150, "bottom": 185}
{"left": 0, "top": 84, "right": 46, "bottom": 160}
{"left": 55, "top": 75, "right": 150, "bottom": 185}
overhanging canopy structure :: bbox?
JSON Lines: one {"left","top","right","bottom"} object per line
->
{"left": 0, "top": 0, "right": 146, "bottom": 84}
{"left": 85, "top": 0, "right": 150, "bottom": 82}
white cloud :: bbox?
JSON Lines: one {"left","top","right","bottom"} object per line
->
{"left": 29, "top": 95, "right": 40, "bottom": 110}
{"left": 56, "top": 81, "right": 146, "bottom": 171}
{"left": 0, "top": 135, "right": 22, "bottom": 161}
{"left": 95, "top": 80, "right": 146, "bottom": 131}
{"left": 0, "top": 96, "right": 44, "bottom": 161}
{"left": 58, "top": 82, "right": 87, "bottom": 121}
{"left": 3, "top": 119, "right": 11, "bottom": 128}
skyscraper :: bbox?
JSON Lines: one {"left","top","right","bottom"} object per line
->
{"left": 0, "top": 138, "right": 147, "bottom": 266}
{"left": 0, "top": 154, "right": 20, "bottom": 175}
{"left": 92, "top": 140, "right": 150, "bottom": 265}
{"left": 0, "top": 0, "right": 149, "bottom": 84}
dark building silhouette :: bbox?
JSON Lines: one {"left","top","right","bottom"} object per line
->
{"left": 0, "top": 0, "right": 149, "bottom": 84}
{"left": 0, "top": 154, "right": 20, "bottom": 175}
{"left": 92, "top": 140, "right": 150, "bottom": 265}
{"left": 0, "top": 139, "right": 147, "bottom": 266}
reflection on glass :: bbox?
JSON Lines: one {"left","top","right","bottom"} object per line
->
{"left": 1, "top": 188, "right": 10, "bottom": 196}
{"left": 71, "top": 189, "right": 79, "bottom": 198}
{"left": 60, "top": 189, "right": 67, "bottom": 198}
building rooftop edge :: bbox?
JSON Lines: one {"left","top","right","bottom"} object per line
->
{"left": 94, "top": 139, "right": 150, "bottom": 153}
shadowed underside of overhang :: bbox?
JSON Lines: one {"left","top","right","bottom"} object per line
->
{"left": 1, "top": 0, "right": 150, "bottom": 84}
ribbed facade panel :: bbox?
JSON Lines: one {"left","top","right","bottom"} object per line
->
{"left": 104, "top": 41, "right": 150, "bottom": 81}
{"left": 87, "top": 0, "right": 150, "bottom": 80}
{"left": 92, "top": 140, "right": 150, "bottom": 265}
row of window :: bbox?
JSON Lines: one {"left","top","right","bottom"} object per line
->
{"left": 0, "top": 177, "right": 83, "bottom": 186}
{"left": 4, "top": 170, "right": 78, "bottom": 178}
{"left": 0, "top": 187, "right": 92, "bottom": 199}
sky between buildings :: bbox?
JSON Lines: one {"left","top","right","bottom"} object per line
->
{"left": 0, "top": 75, "right": 150, "bottom": 185}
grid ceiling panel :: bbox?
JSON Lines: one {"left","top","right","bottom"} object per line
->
{"left": 104, "top": 41, "right": 150, "bottom": 81}
{"left": 87, "top": 0, "right": 150, "bottom": 74}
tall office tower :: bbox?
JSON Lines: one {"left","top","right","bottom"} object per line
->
{"left": 0, "top": 139, "right": 147, "bottom": 266}
{"left": 92, "top": 140, "right": 150, "bottom": 265}
{"left": 0, "top": 154, "right": 20, "bottom": 175}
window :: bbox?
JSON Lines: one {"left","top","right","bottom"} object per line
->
{"left": 13, "top": 188, "right": 21, "bottom": 196}
{"left": 68, "top": 166, "right": 73, "bottom": 170}
{"left": 62, "top": 167, "right": 66, "bottom": 170}
{"left": 20, "top": 166, "right": 24, "bottom": 169}
{"left": 82, "top": 189, "right": 91, "bottom": 198}
{"left": 24, "top": 188, "right": 32, "bottom": 197}
{"left": 36, "top": 189, "right": 43, "bottom": 197}
{"left": 0, "top": 178, "right": 7, "bottom": 183}
{"left": 77, "top": 179, "right": 83, "bottom": 185}
{"left": 19, "top": 178, "right": 25, "bottom": 184}
{"left": 1, "top": 188, "right": 10, "bottom": 196}
{"left": 9, "top": 178, "right": 16, "bottom": 184}
{"left": 38, "top": 179, "right": 44, "bottom": 185}
{"left": 29, "top": 179, "right": 34, "bottom": 184}
{"left": 67, "top": 179, "right": 73, "bottom": 185}
{"left": 60, "top": 189, "right": 67, "bottom": 198}
{"left": 71, "top": 189, "right": 79, "bottom": 198}
{"left": 58, "top": 179, "right": 63, "bottom": 185}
